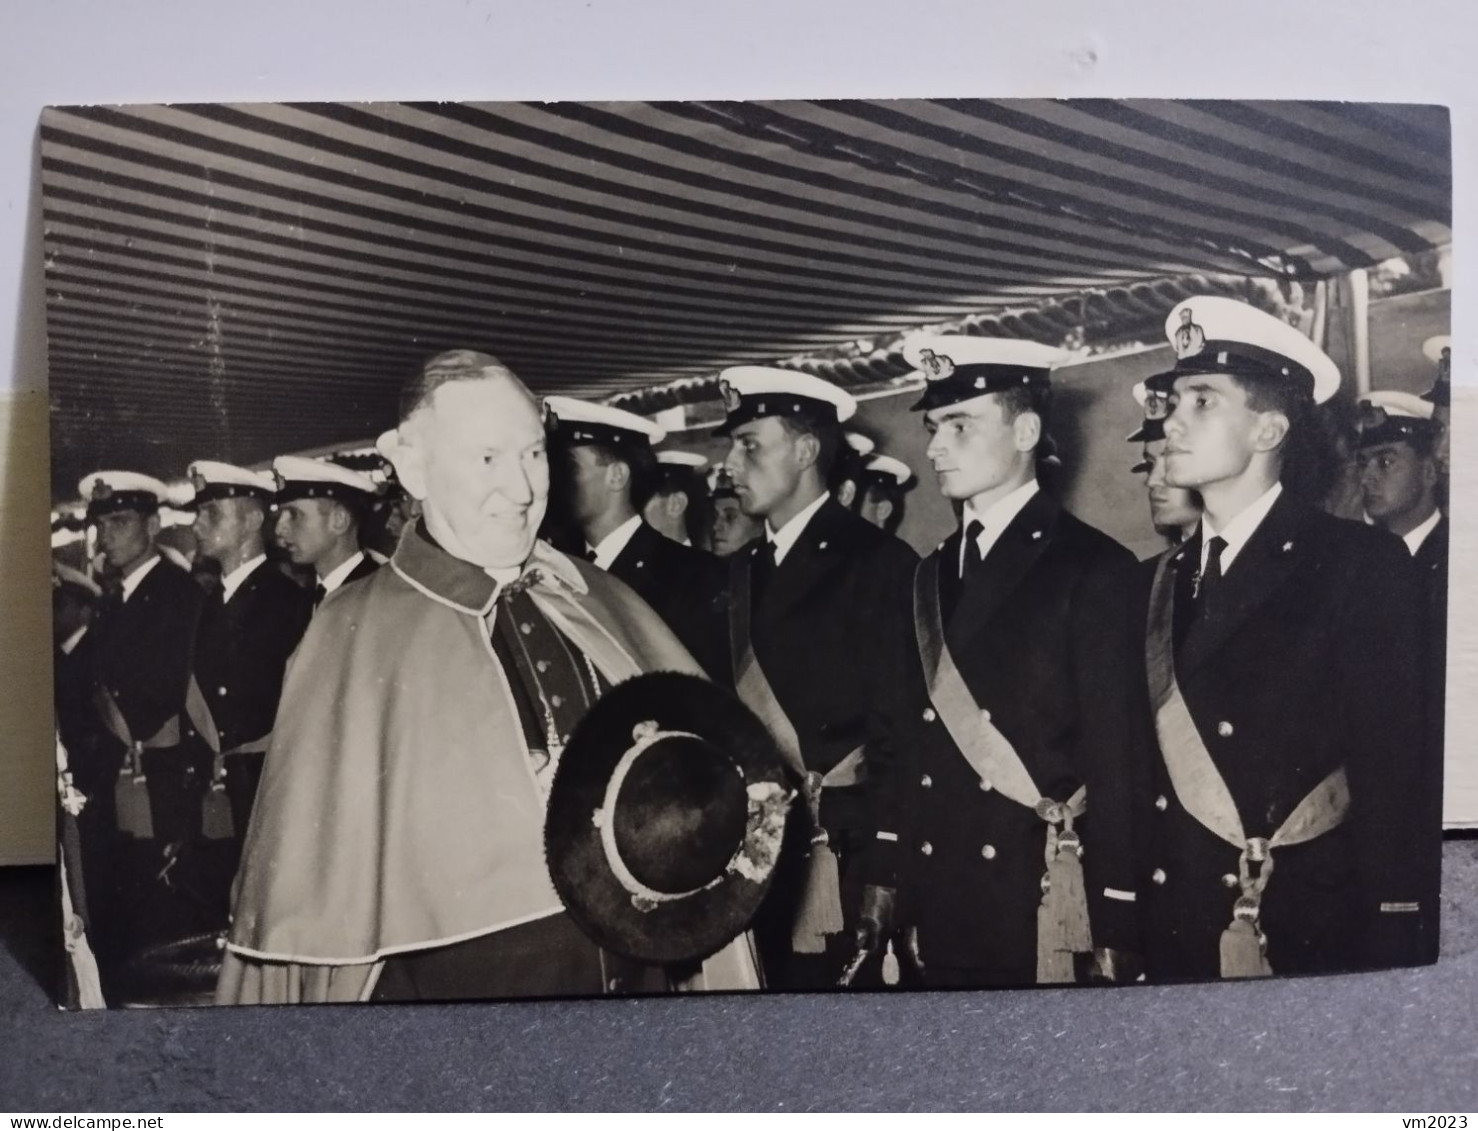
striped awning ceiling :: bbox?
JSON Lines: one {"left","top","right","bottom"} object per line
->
{"left": 40, "top": 99, "right": 1451, "bottom": 495}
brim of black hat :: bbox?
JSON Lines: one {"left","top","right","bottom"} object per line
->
{"left": 544, "top": 671, "right": 789, "bottom": 965}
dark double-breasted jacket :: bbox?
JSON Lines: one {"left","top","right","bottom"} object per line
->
{"left": 867, "top": 489, "right": 1152, "bottom": 980}
{"left": 1136, "top": 490, "right": 1438, "bottom": 979}
{"left": 607, "top": 520, "right": 729, "bottom": 682}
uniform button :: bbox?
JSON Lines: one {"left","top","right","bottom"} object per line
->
{"left": 1222, "top": 873, "right": 1239, "bottom": 888}
{"left": 1151, "top": 868, "right": 1167, "bottom": 885}
{"left": 536, "top": 660, "right": 549, "bottom": 673}
{"left": 1217, "top": 720, "right": 1234, "bottom": 737}
{"left": 920, "top": 774, "right": 932, "bottom": 788}
{"left": 922, "top": 708, "right": 936, "bottom": 723}
{"left": 1154, "top": 794, "right": 1168, "bottom": 811}
{"left": 607, "top": 977, "right": 623, "bottom": 992}
{"left": 520, "top": 622, "right": 533, "bottom": 635}
{"left": 981, "top": 709, "right": 992, "bottom": 723}
{"left": 979, "top": 779, "right": 993, "bottom": 793}
{"left": 920, "top": 841, "right": 933, "bottom": 856}
{"left": 981, "top": 844, "right": 997, "bottom": 860}
{"left": 551, "top": 695, "right": 563, "bottom": 708}
{"left": 217, "top": 686, "right": 228, "bottom": 697}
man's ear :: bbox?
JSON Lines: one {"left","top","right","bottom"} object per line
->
{"left": 1423, "top": 455, "right": 1440, "bottom": 489}
{"left": 606, "top": 459, "right": 632, "bottom": 493}
{"left": 242, "top": 503, "right": 265, "bottom": 537}
{"left": 380, "top": 421, "right": 430, "bottom": 501}
{"left": 793, "top": 430, "right": 822, "bottom": 472}
{"left": 875, "top": 498, "right": 895, "bottom": 526}
{"left": 1252, "top": 410, "right": 1291, "bottom": 453}
{"left": 836, "top": 479, "right": 858, "bottom": 509}
{"left": 664, "top": 491, "right": 688, "bottom": 520}
{"left": 145, "top": 513, "right": 162, "bottom": 539}
{"left": 1012, "top": 411, "right": 1043, "bottom": 453}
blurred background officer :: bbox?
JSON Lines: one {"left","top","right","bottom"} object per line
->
{"left": 859, "top": 336, "right": 1149, "bottom": 988}
{"left": 1420, "top": 335, "right": 1452, "bottom": 478}
{"left": 270, "top": 456, "right": 380, "bottom": 606}
{"left": 707, "top": 469, "right": 764, "bottom": 557}
{"left": 716, "top": 366, "right": 917, "bottom": 988}
{"left": 1355, "top": 387, "right": 1448, "bottom": 959}
{"left": 855, "top": 454, "right": 913, "bottom": 536}
{"left": 187, "top": 461, "right": 314, "bottom": 851}
{"left": 1128, "top": 380, "right": 1201, "bottom": 547}
{"left": 1142, "top": 296, "right": 1435, "bottom": 979}
{"left": 546, "top": 397, "right": 728, "bottom": 679}
{"left": 643, "top": 450, "right": 711, "bottom": 548}
{"left": 72, "top": 471, "right": 204, "bottom": 995}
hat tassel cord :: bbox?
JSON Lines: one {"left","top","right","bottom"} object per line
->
{"left": 1036, "top": 813, "right": 1092, "bottom": 984}
{"left": 791, "top": 776, "right": 844, "bottom": 954}
{"left": 1219, "top": 840, "right": 1275, "bottom": 979}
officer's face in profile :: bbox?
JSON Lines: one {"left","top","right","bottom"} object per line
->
{"left": 1163, "top": 373, "right": 1277, "bottom": 490}
{"left": 560, "top": 444, "right": 616, "bottom": 526}
{"left": 710, "top": 495, "right": 762, "bottom": 557}
{"left": 94, "top": 508, "right": 157, "bottom": 573}
{"left": 724, "top": 417, "right": 808, "bottom": 518}
{"left": 192, "top": 498, "right": 262, "bottom": 565}
{"left": 923, "top": 394, "right": 1033, "bottom": 502}
{"left": 406, "top": 376, "right": 550, "bottom": 569}
{"left": 274, "top": 498, "right": 344, "bottom": 567}
{"left": 1357, "top": 440, "right": 1437, "bottom": 527}
{"left": 1141, "top": 440, "right": 1202, "bottom": 532}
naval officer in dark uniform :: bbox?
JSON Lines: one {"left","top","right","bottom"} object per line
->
{"left": 186, "top": 461, "right": 314, "bottom": 847}
{"left": 545, "top": 395, "right": 728, "bottom": 681}
{"left": 270, "top": 455, "right": 380, "bottom": 606}
{"left": 1139, "top": 296, "right": 1437, "bottom": 980}
{"left": 71, "top": 471, "right": 205, "bottom": 990}
{"left": 1128, "top": 379, "right": 1202, "bottom": 547}
{"left": 1354, "top": 388, "right": 1448, "bottom": 963}
{"left": 857, "top": 337, "right": 1151, "bottom": 988}
{"left": 715, "top": 366, "right": 918, "bottom": 988}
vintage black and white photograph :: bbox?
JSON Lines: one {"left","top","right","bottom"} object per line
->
{"left": 41, "top": 98, "right": 1452, "bottom": 1009}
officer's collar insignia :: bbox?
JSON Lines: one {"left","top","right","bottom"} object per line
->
{"left": 918, "top": 349, "right": 955, "bottom": 382}
{"left": 90, "top": 480, "right": 112, "bottom": 501}
{"left": 1282, "top": 541, "right": 1294, "bottom": 553}
{"left": 719, "top": 380, "right": 742, "bottom": 414}
{"left": 1174, "top": 309, "right": 1207, "bottom": 359}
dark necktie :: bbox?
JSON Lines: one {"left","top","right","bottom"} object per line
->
{"left": 584, "top": 547, "right": 599, "bottom": 563}
{"left": 751, "top": 539, "right": 779, "bottom": 602}
{"left": 961, "top": 520, "right": 986, "bottom": 580}
{"left": 312, "top": 582, "right": 327, "bottom": 608}
{"left": 1197, "top": 535, "right": 1228, "bottom": 621}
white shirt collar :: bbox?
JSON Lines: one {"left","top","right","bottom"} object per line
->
{"left": 959, "top": 479, "right": 1039, "bottom": 577}
{"left": 1404, "top": 508, "right": 1443, "bottom": 557}
{"left": 588, "top": 513, "right": 644, "bottom": 572}
{"left": 319, "top": 550, "right": 366, "bottom": 595}
{"left": 1200, "top": 481, "right": 1283, "bottom": 576}
{"left": 220, "top": 554, "right": 268, "bottom": 604}
{"left": 119, "top": 554, "right": 162, "bottom": 603}
{"left": 766, "top": 490, "right": 830, "bottom": 566}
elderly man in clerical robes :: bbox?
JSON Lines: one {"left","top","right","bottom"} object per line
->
{"left": 217, "top": 350, "right": 759, "bottom": 1004}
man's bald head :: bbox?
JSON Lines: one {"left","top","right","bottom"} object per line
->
{"left": 381, "top": 349, "right": 550, "bottom": 569}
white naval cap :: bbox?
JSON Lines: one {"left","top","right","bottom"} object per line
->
{"left": 1422, "top": 334, "right": 1451, "bottom": 364}
{"left": 543, "top": 396, "right": 666, "bottom": 448}
{"left": 844, "top": 431, "right": 876, "bottom": 457}
{"left": 1150, "top": 295, "right": 1342, "bottom": 406}
{"left": 655, "top": 450, "right": 709, "bottom": 470}
{"left": 1125, "top": 380, "right": 1173, "bottom": 444}
{"left": 861, "top": 454, "right": 913, "bottom": 488}
{"left": 714, "top": 366, "right": 857, "bottom": 435}
{"left": 271, "top": 455, "right": 379, "bottom": 504}
{"left": 187, "top": 460, "right": 277, "bottom": 505}
{"left": 1357, "top": 389, "right": 1437, "bottom": 449}
{"left": 78, "top": 471, "right": 170, "bottom": 518}
{"left": 53, "top": 562, "right": 102, "bottom": 598}
{"left": 901, "top": 334, "right": 1071, "bottom": 412}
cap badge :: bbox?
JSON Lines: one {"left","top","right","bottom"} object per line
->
{"left": 189, "top": 470, "right": 209, "bottom": 492}
{"left": 719, "top": 380, "right": 742, "bottom": 414}
{"left": 540, "top": 398, "right": 561, "bottom": 432}
{"left": 1174, "top": 308, "right": 1207, "bottom": 359}
{"left": 90, "top": 480, "right": 113, "bottom": 501}
{"left": 918, "top": 349, "right": 956, "bottom": 382}
{"left": 271, "top": 470, "right": 287, "bottom": 493}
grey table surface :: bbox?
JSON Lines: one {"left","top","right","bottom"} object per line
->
{"left": 2, "top": 842, "right": 1477, "bottom": 1112}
